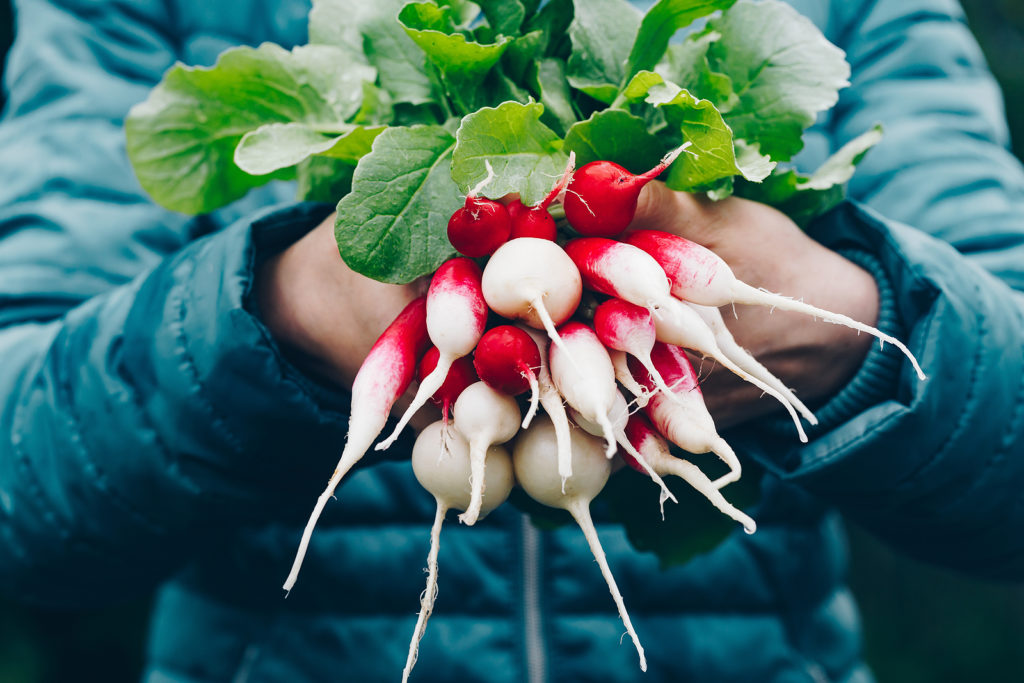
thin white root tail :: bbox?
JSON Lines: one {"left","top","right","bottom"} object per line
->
{"left": 402, "top": 505, "right": 446, "bottom": 683}
{"left": 611, "top": 350, "right": 651, "bottom": 408}
{"left": 522, "top": 371, "right": 540, "bottom": 429}
{"left": 531, "top": 296, "right": 580, "bottom": 376}
{"left": 458, "top": 441, "right": 488, "bottom": 526}
{"left": 709, "top": 437, "right": 742, "bottom": 489}
{"left": 377, "top": 355, "right": 454, "bottom": 452}
{"left": 619, "top": 436, "right": 678, "bottom": 518}
{"left": 596, "top": 411, "right": 618, "bottom": 459}
{"left": 570, "top": 503, "right": 647, "bottom": 672}
{"left": 660, "top": 457, "right": 756, "bottom": 534}
{"left": 734, "top": 281, "right": 927, "bottom": 381}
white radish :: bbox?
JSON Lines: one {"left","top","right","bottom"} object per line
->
{"left": 481, "top": 237, "right": 583, "bottom": 359}
{"left": 513, "top": 417, "right": 647, "bottom": 672}
{"left": 655, "top": 296, "right": 809, "bottom": 443}
{"left": 518, "top": 325, "right": 575, "bottom": 486}
{"left": 624, "top": 229, "right": 926, "bottom": 381}
{"left": 687, "top": 302, "right": 817, "bottom": 425}
{"left": 284, "top": 296, "right": 429, "bottom": 592}
{"left": 622, "top": 412, "right": 756, "bottom": 533}
{"left": 378, "top": 258, "right": 487, "bottom": 451}
{"left": 548, "top": 322, "right": 619, "bottom": 457}
{"left": 403, "top": 421, "right": 514, "bottom": 683}
{"left": 452, "top": 381, "right": 521, "bottom": 525}
{"left": 632, "top": 343, "right": 743, "bottom": 487}
{"left": 568, "top": 390, "right": 678, "bottom": 515}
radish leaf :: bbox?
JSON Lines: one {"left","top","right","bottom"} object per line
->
{"left": 235, "top": 124, "right": 386, "bottom": 176}
{"left": 564, "top": 110, "right": 663, "bottom": 172}
{"left": 623, "top": 0, "right": 736, "bottom": 83}
{"left": 451, "top": 101, "right": 567, "bottom": 205}
{"left": 566, "top": 0, "right": 641, "bottom": 103}
{"left": 335, "top": 126, "right": 461, "bottom": 283}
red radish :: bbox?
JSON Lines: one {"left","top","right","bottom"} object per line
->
{"left": 563, "top": 237, "right": 682, "bottom": 325}
{"left": 563, "top": 144, "right": 688, "bottom": 237}
{"left": 473, "top": 325, "right": 543, "bottom": 428}
{"left": 568, "top": 389, "right": 678, "bottom": 514}
{"left": 452, "top": 381, "right": 521, "bottom": 525}
{"left": 548, "top": 322, "right": 619, "bottom": 457}
{"left": 624, "top": 229, "right": 927, "bottom": 380}
{"left": 687, "top": 302, "right": 817, "bottom": 425}
{"left": 594, "top": 298, "right": 684, "bottom": 406}
{"left": 507, "top": 199, "right": 557, "bottom": 241}
{"left": 377, "top": 258, "right": 487, "bottom": 451}
{"left": 447, "top": 163, "right": 511, "bottom": 257}
{"left": 513, "top": 417, "right": 647, "bottom": 672}
{"left": 653, "top": 296, "right": 809, "bottom": 442}
{"left": 631, "top": 343, "right": 742, "bottom": 488}
{"left": 609, "top": 348, "right": 651, "bottom": 407}
{"left": 481, "top": 237, "right": 582, "bottom": 358}
{"left": 404, "top": 421, "right": 514, "bottom": 683}
{"left": 518, "top": 325, "right": 575, "bottom": 486}
{"left": 284, "top": 296, "right": 429, "bottom": 592}
{"left": 417, "top": 348, "right": 478, "bottom": 423}
{"left": 622, "top": 413, "right": 756, "bottom": 533}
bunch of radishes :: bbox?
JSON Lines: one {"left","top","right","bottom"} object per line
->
{"left": 282, "top": 148, "right": 925, "bottom": 680}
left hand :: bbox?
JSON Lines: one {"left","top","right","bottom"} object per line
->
{"left": 629, "top": 183, "right": 879, "bottom": 429}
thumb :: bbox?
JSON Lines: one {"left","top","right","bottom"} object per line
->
{"left": 628, "top": 181, "right": 699, "bottom": 233}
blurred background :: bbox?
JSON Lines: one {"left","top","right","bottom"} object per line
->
{"left": 1, "top": 1, "right": 1023, "bottom": 681}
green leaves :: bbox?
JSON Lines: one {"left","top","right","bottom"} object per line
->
{"left": 564, "top": 110, "right": 664, "bottom": 172}
{"left": 624, "top": 0, "right": 736, "bottom": 82}
{"left": 335, "top": 126, "right": 462, "bottom": 283}
{"left": 451, "top": 101, "right": 567, "bottom": 205}
{"left": 702, "top": 0, "right": 850, "bottom": 161}
{"left": 566, "top": 0, "right": 641, "bottom": 103}
{"left": 125, "top": 43, "right": 375, "bottom": 214}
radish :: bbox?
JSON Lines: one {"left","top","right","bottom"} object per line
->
{"left": 480, "top": 237, "right": 582, "bottom": 358}
{"left": 404, "top": 421, "right": 514, "bottom": 683}
{"left": 624, "top": 229, "right": 927, "bottom": 381}
{"left": 562, "top": 237, "right": 685, "bottom": 328}
{"left": 452, "top": 381, "right": 521, "bottom": 526}
{"left": 562, "top": 144, "right": 688, "bottom": 237}
{"left": 447, "top": 163, "right": 512, "bottom": 257}
{"left": 473, "top": 325, "right": 542, "bottom": 429}
{"left": 507, "top": 199, "right": 557, "bottom": 241}
{"left": 622, "top": 412, "right": 756, "bottom": 533}
{"left": 593, "top": 298, "right": 683, "bottom": 406}
{"left": 284, "top": 296, "right": 429, "bottom": 592}
{"left": 518, "top": 325, "right": 575, "bottom": 486}
{"left": 631, "top": 343, "right": 743, "bottom": 488}
{"left": 513, "top": 417, "right": 647, "bottom": 671}
{"left": 548, "top": 322, "right": 619, "bottom": 457}
{"left": 609, "top": 348, "right": 651, "bottom": 407}
{"left": 687, "top": 302, "right": 817, "bottom": 425}
{"left": 568, "top": 389, "right": 678, "bottom": 514}
{"left": 653, "top": 296, "right": 809, "bottom": 442}
{"left": 377, "top": 258, "right": 487, "bottom": 451}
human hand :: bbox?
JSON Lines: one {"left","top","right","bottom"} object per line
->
{"left": 629, "top": 183, "right": 879, "bottom": 429}
{"left": 256, "top": 213, "right": 436, "bottom": 429}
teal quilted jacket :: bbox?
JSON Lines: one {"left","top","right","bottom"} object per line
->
{"left": 2, "top": 1, "right": 1023, "bottom": 681}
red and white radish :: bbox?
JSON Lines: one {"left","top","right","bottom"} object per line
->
{"left": 473, "top": 325, "right": 543, "bottom": 428}
{"left": 622, "top": 413, "right": 756, "bottom": 533}
{"left": 284, "top": 296, "right": 429, "bottom": 592}
{"left": 687, "top": 302, "right": 817, "bottom": 425}
{"left": 594, "top": 298, "right": 683, "bottom": 406}
{"left": 378, "top": 258, "right": 487, "bottom": 451}
{"left": 403, "top": 421, "right": 514, "bottom": 683}
{"left": 624, "top": 229, "right": 927, "bottom": 380}
{"left": 568, "top": 389, "right": 678, "bottom": 514}
{"left": 632, "top": 342, "right": 743, "bottom": 488}
{"left": 481, "top": 237, "right": 582, "bottom": 357}
{"left": 513, "top": 417, "right": 647, "bottom": 671}
{"left": 562, "top": 144, "right": 688, "bottom": 237}
{"left": 416, "top": 347, "right": 479, "bottom": 425}
{"left": 654, "top": 296, "right": 809, "bottom": 442}
{"left": 548, "top": 322, "right": 619, "bottom": 457}
{"left": 452, "top": 381, "right": 521, "bottom": 525}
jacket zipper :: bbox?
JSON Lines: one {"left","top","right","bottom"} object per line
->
{"left": 521, "top": 514, "right": 547, "bottom": 683}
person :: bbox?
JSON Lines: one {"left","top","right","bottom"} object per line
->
{"left": 1, "top": 0, "right": 1022, "bottom": 681}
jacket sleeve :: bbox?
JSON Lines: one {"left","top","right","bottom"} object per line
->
{"left": 0, "top": 0, "right": 349, "bottom": 605}
{"left": 737, "top": 0, "right": 1024, "bottom": 579}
